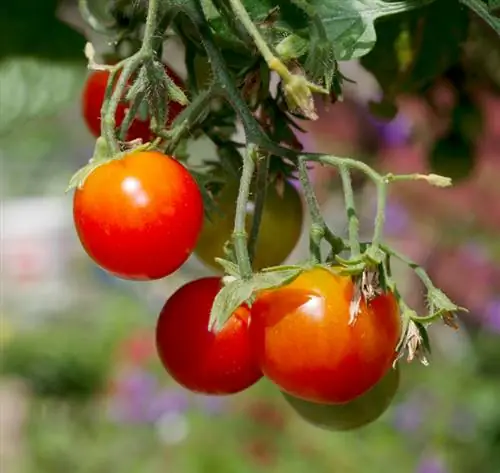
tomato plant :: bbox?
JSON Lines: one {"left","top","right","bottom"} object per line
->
{"left": 249, "top": 267, "right": 401, "bottom": 404}
{"left": 156, "top": 277, "right": 262, "bottom": 394}
{"left": 195, "top": 179, "right": 303, "bottom": 272}
{"left": 73, "top": 150, "right": 203, "bottom": 280}
{"left": 81, "top": 65, "right": 185, "bottom": 142}
{"left": 282, "top": 366, "right": 400, "bottom": 431}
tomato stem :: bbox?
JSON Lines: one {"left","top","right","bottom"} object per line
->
{"left": 247, "top": 153, "right": 270, "bottom": 265}
{"left": 232, "top": 146, "right": 257, "bottom": 280}
{"left": 370, "top": 182, "right": 387, "bottom": 254}
{"left": 338, "top": 165, "right": 361, "bottom": 258}
{"left": 298, "top": 157, "right": 344, "bottom": 263}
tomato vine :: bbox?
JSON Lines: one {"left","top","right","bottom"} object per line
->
{"left": 69, "top": 0, "right": 500, "bottom": 370}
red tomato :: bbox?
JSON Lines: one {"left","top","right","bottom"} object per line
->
{"left": 82, "top": 65, "right": 185, "bottom": 142}
{"left": 249, "top": 267, "right": 401, "bottom": 404}
{"left": 156, "top": 277, "right": 262, "bottom": 394}
{"left": 282, "top": 366, "right": 400, "bottom": 431}
{"left": 73, "top": 151, "right": 203, "bottom": 280}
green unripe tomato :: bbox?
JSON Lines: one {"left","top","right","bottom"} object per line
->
{"left": 282, "top": 366, "right": 400, "bottom": 431}
{"left": 195, "top": 179, "right": 303, "bottom": 272}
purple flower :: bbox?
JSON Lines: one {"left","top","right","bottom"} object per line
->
{"left": 148, "top": 389, "right": 191, "bottom": 420}
{"left": 119, "top": 370, "right": 158, "bottom": 400}
{"left": 367, "top": 112, "right": 412, "bottom": 148}
{"left": 392, "top": 400, "right": 424, "bottom": 433}
{"left": 483, "top": 298, "right": 500, "bottom": 333}
{"left": 416, "top": 454, "right": 448, "bottom": 473}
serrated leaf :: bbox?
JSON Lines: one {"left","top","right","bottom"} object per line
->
{"left": 252, "top": 268, "right": 303, "bottom": 291}
{"left": 214, "top": 258, "right": 241, "bottom": 277}
{"left": 209, "top": 278, "right": 255, "bottom": 332}
{"left": 313, "top": 0, "right": 434, "bottom": 60}
{"left": 0, "top": 58, "right": 85, "bottom": 135}
{"left": 208, "top": 267, "right": 302, "bottom": 332}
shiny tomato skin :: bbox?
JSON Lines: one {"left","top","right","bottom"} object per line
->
{"left": 249, "top": 267, "right": 401, "bottom": 404}
{"left": 82, "top": 66, "right": 185, "bottom": 142}
{"left": 195, "top": 179, "right": 303, "bottom": 272}
{"left": 156, "top": 277, "right": 262, "bottom": 394}
{"left": 282, "top": 366, "right": 400, "bottom": 431}
{"left": 73, "top": 151, "right": 203, "bottom": 280}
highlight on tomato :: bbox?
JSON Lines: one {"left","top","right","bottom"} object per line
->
{"left": 249, "top": 267, "right": 401, "bottom": 404}
{"left": 82, "top": 64, "right": 185, "bottom": 142}
{"left": 156, "top": 277, "right": 262, "bottom": 395}
{"left": 194, "top": 178, "right": 303, "bottom": 272}
{"left": 282, "top": 366, "right": 400, "bottom": 431}
{"left": 73, "top": 150, "right": 203, "bottom": 280}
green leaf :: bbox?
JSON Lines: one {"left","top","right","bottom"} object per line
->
{"left": 361, "top": 0, "right": 469, "bottom": 97}
{"left": 0, "top": 2, "right": 86, "bottom": 61}
{"left": 208, "top": 278, "right": 256, "bottom": 332}
{"left": 208, "top": 267, "right": 302, "bottom": 332}
{"left": 312, "top": 0, "right": 434, "bottom": 60}
{"left": 460, "top": 0, "right": 500, "bottom": 36}
{"left": 0, "top": 58, "right": 86, "bottom": 136}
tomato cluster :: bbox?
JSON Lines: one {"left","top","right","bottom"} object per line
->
{"left": 75, "top": 64, "right": 402, "bottom": 432}
{"left": 154, "top": 268, "right": 402, "bottom": 431}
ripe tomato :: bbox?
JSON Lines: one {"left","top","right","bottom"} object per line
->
{"left": 249, "top": 267, "right": 401, "bottom": 404}
{"left": 195, "top": 179, "right": 303, "bottom": 272}
{"left": 282, "top": 366, "right": 400, "bottom": 431}
{"left": 73, "top": 151, "right": 203, "bottom": 280}
{"left": 156, "top": 277, "right": 262, "bottom": 394}
{"left": 82, "top": 65, "right": 185, "bottom": 142}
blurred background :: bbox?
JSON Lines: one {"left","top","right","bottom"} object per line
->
{"left": 1, "top": 2, "right": 499, "bottom": 473}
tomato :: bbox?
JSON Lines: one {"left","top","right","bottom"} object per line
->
{"left": 73, "top": 151, "right": 203, "bottom": 280}
{"left": 249, "top": 267, "right": 401, "bottom": 404}
{"left": 195, "top": 179, "right": 303, "bottom": 272}
{"left": 282, "top": 366, "right": 400, "bottom": 431}
{"left": 82, "top": 65, "right": 185, "bottom": 142}
{"left": 156, "top": 277, "right": 262, "bottom": 394}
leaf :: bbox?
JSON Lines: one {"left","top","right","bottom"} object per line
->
{"left": 208, "top": 267, "right": 302, "bottom": 332}
{"left": 312, "top": 0, "right": 434, "bottom": 60}
{"left": 460, "top": 0, "right": 500, "bottom": 36}
{"left": 0, "top": 2, "right": 86, "bottom": 61}
{"left": 361, "top": 0, "right": 469, "bottom": 97}
{"left": 209, "top": 278, "right": 256, "bottom": 332}
{"left": 0, "top": 58, "right": 86, "bottom": 136}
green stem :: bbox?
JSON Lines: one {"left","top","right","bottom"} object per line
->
{"left": 100, "top": 0, "right": 161, "bottom": 153}
{"left": 227, "top": 0, "right": 292, "bottom": 80}
{"left": 371, "top": 182, "right": 388, "bottom": 252}
{"left": 119, "top": 90, "right": 146, "bottom": 141}
{"left": 297, "top": 158, "right": 344, "bottom": 262}
{"left": 380, "top": 244, "right": 436, "bottom": 291}
{"left": 161, "top": 87, "right": 216, "bottom": 154}
{"left": 101, "top": 57, "right": 143, "bottom": 154}
{"left": 338, "top": 165, "right": 361, "bottom": 258}
{"left": 141, "top": 0, "right": 161, "bottom": 55}
{"left": 233, "top": 146, "right": 257, "bottom": 279}
{"left": 247, "top": 153, "right": 270, "bottom": 265}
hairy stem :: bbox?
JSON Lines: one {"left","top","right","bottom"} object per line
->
{"left": 298, "top": 157, "right": 344, "bottom": 262}
{"left": 338, "top": 165, "right": 361, "bottom": 258}
{"left": 233, "top": 146, "right": 257, "bottom": 279}
{"left": 247, "top": 153, "right": 270, "bottom": 264}
{"left": 227, "top": 0, "right": 292, "bottom": 80}
{"left": 371, "top": 182, "right": 388, "bottom": 252}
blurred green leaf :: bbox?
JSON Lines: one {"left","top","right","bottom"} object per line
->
{"left": 0, "top": 2, "right": 85, "bottom": 60}
{"left": 0, "top": 58, "right": 86, "bottom": 135}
